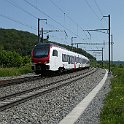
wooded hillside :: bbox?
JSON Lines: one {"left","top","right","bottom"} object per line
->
{"left": 0, "top": 28, "right": 37, "bottom": 55}
{"left": 0, "top": 28, "right": 95, "bottom": 60}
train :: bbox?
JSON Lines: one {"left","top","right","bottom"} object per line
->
{"left": 31, "top": 43, "right": 90, "bottom": 74}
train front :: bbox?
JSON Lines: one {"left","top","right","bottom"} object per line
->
{"left": 31, "top": 43, "right": 50, "bottom": 74}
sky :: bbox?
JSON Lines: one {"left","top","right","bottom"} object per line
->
{"left": 0, "top": 0, "right": 124, "bottom": 61}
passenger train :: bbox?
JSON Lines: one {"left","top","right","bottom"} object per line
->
{"left": 31, "top": 43, "right": 90, "bottom": 74}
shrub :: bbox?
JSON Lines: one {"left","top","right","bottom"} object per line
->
{"left": 0, "top": 50, "right": 30, "bottom": 68}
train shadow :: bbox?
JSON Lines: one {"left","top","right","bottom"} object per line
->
{"left": 39, "top": 67, "right": 89, "bottom": 78}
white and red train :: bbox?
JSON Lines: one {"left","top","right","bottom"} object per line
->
{"left": 31, "top": 43, "right": 90, "bottom": 74}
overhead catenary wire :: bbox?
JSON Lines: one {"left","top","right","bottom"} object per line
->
{"left": 23, "top": 0, "right": 91, "bottom": 42}
{"left": 49, "top": 0, "right": 107, "bottom": 59}
{"left": 1, "top": 0, "right": 107, "bottom": 55}
{"left": 23, "top": 0, "right": 79, "bottom": 37}
{"left": 48, "top": 0, "right": 90, "bottom": 40}
{"left": 6, "top": 0, "right": 38, "bottom": 19}
{"left": 0, "top": 14, "right": 37, "bottom": 30}
{"left": 84, "top": 0, "right": 101, "bottom": 20}
{"left": 84, "top": 0, "right": 107, "bottom": 25}
{"left": 93, "top": 0, "right": 104, "bottom": 17}
{"left": 79, "top": 0, "right": 107, "bottom": 51}
{"left": 3, "top": 0, "right": 90, "bottom": 43}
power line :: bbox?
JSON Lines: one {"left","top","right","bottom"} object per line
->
{"left": 94, "top": 0, "right": 104, "bottom": 16}
{"left": 0, "top": 14, "right": 37, "bottom": 30}
{"left": 49, "top": 0, "right": 78, "bottom": 26}
{"left": 73, "top": 42, "right": 105, "bottom": 45}
{"left": 23, "top": 0, "right": 91, "bottom": 42}
{"left": 93, "top": 0, "right": 107, "bottom": 25}
{"left": 6, "top": 0, "right": 37, "bottom": 19}
{"left": 48, "top": 0, "right": 90, "bottom": 40}
{"left": 23, "top": 0, "right": 78, "bottom": 37}
{"left": 84, "top": 0, "right": 101, "bottom": 20}
{"left": 48, "top": 0, "right": 64, "bottom": 14}
{"left": 48, "top": 0, "right": 76, "bottom": 25}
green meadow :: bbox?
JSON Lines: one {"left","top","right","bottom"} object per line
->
{"left": 100, "top": 66, "right": 124, "bottom": 124}
{"left": 0, "top": 63, "right": 32, "bottom": 77}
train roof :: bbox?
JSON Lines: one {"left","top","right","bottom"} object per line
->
{"left": 34, "top": 43, "right": 51, "bottom": 47}
{"left": 34, "top": 42, "right": 89, "bottom": 60}
{"left": 34, "top": 42, "right": 66, "bottom": 49}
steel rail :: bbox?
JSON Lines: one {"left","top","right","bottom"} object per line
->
{"left": 0, "top": 68, "right": 93, "bottom": 101}
{"left": 0, "top": 68, "right": 97, "bottom": 111}
{"left": 0, "top": 68, "right": 90, "bottom": 87}
{"left": 0, "top": 75, "right": 42, "bottom": 87}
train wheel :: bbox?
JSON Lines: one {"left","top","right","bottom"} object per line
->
{"left": 34, "top": 70, "right": 41, "bottom": 74}
{"left": 58, "top": 67, "right": 64, "bottom": 74}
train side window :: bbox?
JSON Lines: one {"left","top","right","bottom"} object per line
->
{"left": 62, "top": 54, "right": 67, "bottom": 62}
{"left": 52, "top": 50, "right": 58, "bottom": 56}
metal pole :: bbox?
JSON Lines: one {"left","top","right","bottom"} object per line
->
{"left": 37, "top": 18, "right": 47, "bottom": 43}
{"left": 102, "top": 48, "right": 103, "bottom": 68}
{"left": 108, "top": 15, "right": 111, "bottom": 73}
{"left": 71, "top": 37, "right": 73, "bottom": 48}
{"left": 71, "top": 37, "right": 77, "bottom": 50}
{"left": 103, "top": 15, "right": 111, "bottom": 73}
{"left": 111, "top": 34, "right": 113, "bottom": 64}
{"left": 77, "top": 43, "right": 78, "bottom": 48}
{"left": 38, "top": 18, "right": 40, "bottom": 42}
{"left": 41, "top": 27, "right": 43, "bottom": 43}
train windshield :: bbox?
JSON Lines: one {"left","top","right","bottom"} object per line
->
{"left": 33, "top": 46, "right": 49, "bottom": 58}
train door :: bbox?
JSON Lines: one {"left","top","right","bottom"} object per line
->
{"left": 50, "top": 49, "right": 59, "bottom": 71}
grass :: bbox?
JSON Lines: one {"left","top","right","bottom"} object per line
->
{"left": 100, "top": 66, "right": 124, "bottom": 124}
{"left": 0, "top": 63, "right": 32, "bottom": 77}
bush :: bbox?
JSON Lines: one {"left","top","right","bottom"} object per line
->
{"left": 0, "top": 50, "right": 30, "bottom": 68}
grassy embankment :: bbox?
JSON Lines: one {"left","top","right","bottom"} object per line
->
{"left": 0, "top": 63, "right": 32, "bottom": 77}
{"left": 100, "top": 66, "right": 124, "bottom": 124}
{"left": 0, "top": 50, "right": 32, "bottom": 77}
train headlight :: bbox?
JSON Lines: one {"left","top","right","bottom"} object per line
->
{"left": 44, "top": 60, "right": 49, "bottom": 64}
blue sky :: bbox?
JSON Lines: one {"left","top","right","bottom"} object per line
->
{"left": 0, "top": 0, "right": 124, "bottom": 61}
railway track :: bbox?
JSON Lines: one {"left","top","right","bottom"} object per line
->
{"left": 0, "top": 68, "right": 97, "bottom": 111}
{"left": 0, "top": 74, "right": 42, "bottom": 87}
{"left": 0, "top": 68, "right": 89, "bottom": 87}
